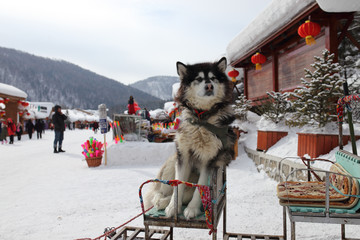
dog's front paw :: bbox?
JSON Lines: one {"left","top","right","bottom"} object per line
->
{"left": 165, "top": 203, "right": 176, "bottom": 217}
{"left": 153, "top": 193, "right": 171, "bottom": 210}
{"left": 183, "top": 206, "right": 201, "bottom": 220}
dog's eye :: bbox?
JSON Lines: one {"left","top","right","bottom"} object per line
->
{"left": 210, "top": 77, "right": 216, "bottom": 81}
{"left": 195, "top": 77, "right": 203, "bottom": 81}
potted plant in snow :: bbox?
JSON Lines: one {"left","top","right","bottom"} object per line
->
{"left": 286, "top": 49, "right": 349, "bottom": 158}
{"left": 255, "top": 91, "right": 291, "bottom": 152}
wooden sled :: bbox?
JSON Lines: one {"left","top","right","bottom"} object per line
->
{"left": 141, "top": 165, "right": 227, "bottom": 240}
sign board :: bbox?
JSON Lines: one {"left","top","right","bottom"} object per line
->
{"left": 99, "top": 118, "right": 107, "bottom": 134}
{"left": 98, "top": 104, "right": 107, "bottom": 134}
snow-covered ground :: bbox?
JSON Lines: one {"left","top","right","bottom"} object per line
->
{"left": 1, "top": 126, "right": 360, "bottom": 240}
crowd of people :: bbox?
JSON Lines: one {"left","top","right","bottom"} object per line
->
{"left": 0, "top": 105, "right": 105, "bottom": 155}
{"left": 0, "top": 117, "right": 47, "bottom": 144}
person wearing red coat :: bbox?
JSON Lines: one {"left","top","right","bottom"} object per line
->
{"left": 128, "top": 96, "right": 136, "bottom": 115}
{"left": 6, "top": 118, "right": 16, "bottom": 144}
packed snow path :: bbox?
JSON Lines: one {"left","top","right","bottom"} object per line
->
{"left": 0, "top": 129, "right": 359, "bottom": 239}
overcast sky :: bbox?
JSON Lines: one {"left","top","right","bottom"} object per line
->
{"left": 0, "top": 0, "right": 272, "bottom": 85}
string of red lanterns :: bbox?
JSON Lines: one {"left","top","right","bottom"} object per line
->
{"left": 18, "top": 100, "right": 29, "bottom": 107}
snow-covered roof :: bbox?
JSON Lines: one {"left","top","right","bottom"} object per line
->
{"left": 164, "top": 101, "right": 177, "bottom": 113}
{"left": 226, "top": 0, "right": 360, "bottom": 66}
{"left": 316, "top": 0, "right": 360, "bottom": 12}
{"left": 149, "top": 108, "right": 169, "bottom": 120}
{"left": 0, "top": 83, "right": 27, "bottom": 99}
{"left": 63, "top": 109, "right": 112, "bottom": 122}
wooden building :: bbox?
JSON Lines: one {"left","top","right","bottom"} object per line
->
{"left": 226, "top": 0, "right": 360, "bottom": 105}
{"left": 0, "top": 83, "right": 27, "bottom": 125}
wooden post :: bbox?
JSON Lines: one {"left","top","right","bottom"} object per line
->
{"left": 104, "top": 133, "right": 107, "bottom": 166}
{"left": 343, "top": 82, "right": 357, "bottom": 155}
{"left": 272, "top": 50, "right": 279, "bottom": 92}
{"left": 325, "top": 15, "right": 338, "bottom": 62}
{"left": 244, "top": 67, "right": 248, "bottom": 98}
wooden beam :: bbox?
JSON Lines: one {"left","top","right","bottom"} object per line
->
{"left": 244, "top": 67, "right": 248, "bottom": 98}
{"left": 345, "top": 31, "right": 360, "bottom": 51}
{"left": 272, "top": 51, "right": 279, "bottom": 92}
{"left": 337, "top": 15, "right": 354, "bottom": 44}
{"left": 325, "top": 15, "right": 338, "bottom": 62}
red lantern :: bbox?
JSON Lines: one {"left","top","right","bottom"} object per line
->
{"left": 251, "top": 52, "right": 266, "bottom": 70}
{"left": 228, "top": 69, "right": 239, "bottom": 82}
{"left": 298, "top": 20, "right": 321, "bottom": 46}
{"left": 26, "top": 112, "right": 30, "bottom": 116}
{"left": 0, "top": 110, "right": 5, "bottom": 117}
{"left": 22, "top": 101, "right": 29, "bottom": 107}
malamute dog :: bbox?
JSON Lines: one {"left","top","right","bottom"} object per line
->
{"left": 145, "top": 57, "right": 236, "bottom": 219}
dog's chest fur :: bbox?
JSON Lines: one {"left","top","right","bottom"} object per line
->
{"left": 175, "top": 108, "right": 223, "bottom": 167}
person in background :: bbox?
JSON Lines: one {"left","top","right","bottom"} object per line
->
{"left": 0, "top": 120, "right": 7, "bottom": 144}
{"left": 25, "top": 119, "right": 34, "bottom": 139}
{"left": 93, "top": 121, "right": 99, "bottom": 133}
{"left": 41, "top": 119, "right": 46, "bottom": 134}
{"left": 128, "top": 95, "right": 135, "bottom": 115}
{"left": 16, "top": 122, "right": 23, "bottom": 141}
{"left": 6, "top": 118, "right": 16, "bottom": 144}
{"left": 144, "top": 108, "right": 151, "bottom": 122}
{"left": 34, "top": 119, "right": 43, "bottom": 139}
{"left": 52, "top": 105, "right": 67, "bottom": 153}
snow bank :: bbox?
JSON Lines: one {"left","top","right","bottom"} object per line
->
{"left": 107, "top": 141, "right": 176, "bottom": 167}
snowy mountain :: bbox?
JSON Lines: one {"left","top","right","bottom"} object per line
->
{"left": 130, "top": 76, "right": 179, "bottom": 101}
{"left": 0, "top": 47, "right": 165, "bottom": 115}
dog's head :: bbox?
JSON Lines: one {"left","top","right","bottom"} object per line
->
{"left": 175, "top": 57, "right": 232, "bottom": 111}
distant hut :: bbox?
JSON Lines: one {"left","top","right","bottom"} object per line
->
{"left": 0, "top": 83, "right": 27, "bottom": 124}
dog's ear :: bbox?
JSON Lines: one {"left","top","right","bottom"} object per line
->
{"left": 216, "top": 57, "right": 227, "bottom": 73}
{"left": 176, "top": 62, "right": 187, "bottom": 79}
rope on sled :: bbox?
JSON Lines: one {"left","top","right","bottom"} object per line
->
{"left": 139, "top": 179, "right": 215, "bottom": 235}
{"left": 74, "top": 205, "right": 153, "bottom": 240}
{"left": 337, "top": 94, "right": 360, "bottom": 123}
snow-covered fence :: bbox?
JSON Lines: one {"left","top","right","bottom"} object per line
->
{"left": 245, "top": 147, "right": 324, "bottom": 182}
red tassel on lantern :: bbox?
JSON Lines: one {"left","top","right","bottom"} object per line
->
{"left": 251, "top": 52, "right": 266, "bottom": 70}
{"left": 298, "top": 20, "right": 321, "bottom": 46}
{"left": 19, "top": 111, "right": 24, "bottom": 117}
{"left": 228, "top": 69, "right": 239, "bottom": 82}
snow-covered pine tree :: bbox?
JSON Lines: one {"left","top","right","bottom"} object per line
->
{"left": 233, "top": 94, "right": 252, "bottom": 121}
{"left": 338, "top": 12, "right": 360, "bottom": 95}
{"left": 261, "top": 91, "right": 291, "bottom": 124}
{"left": 286, "top": 49, "right": 345, "bottom": 128}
